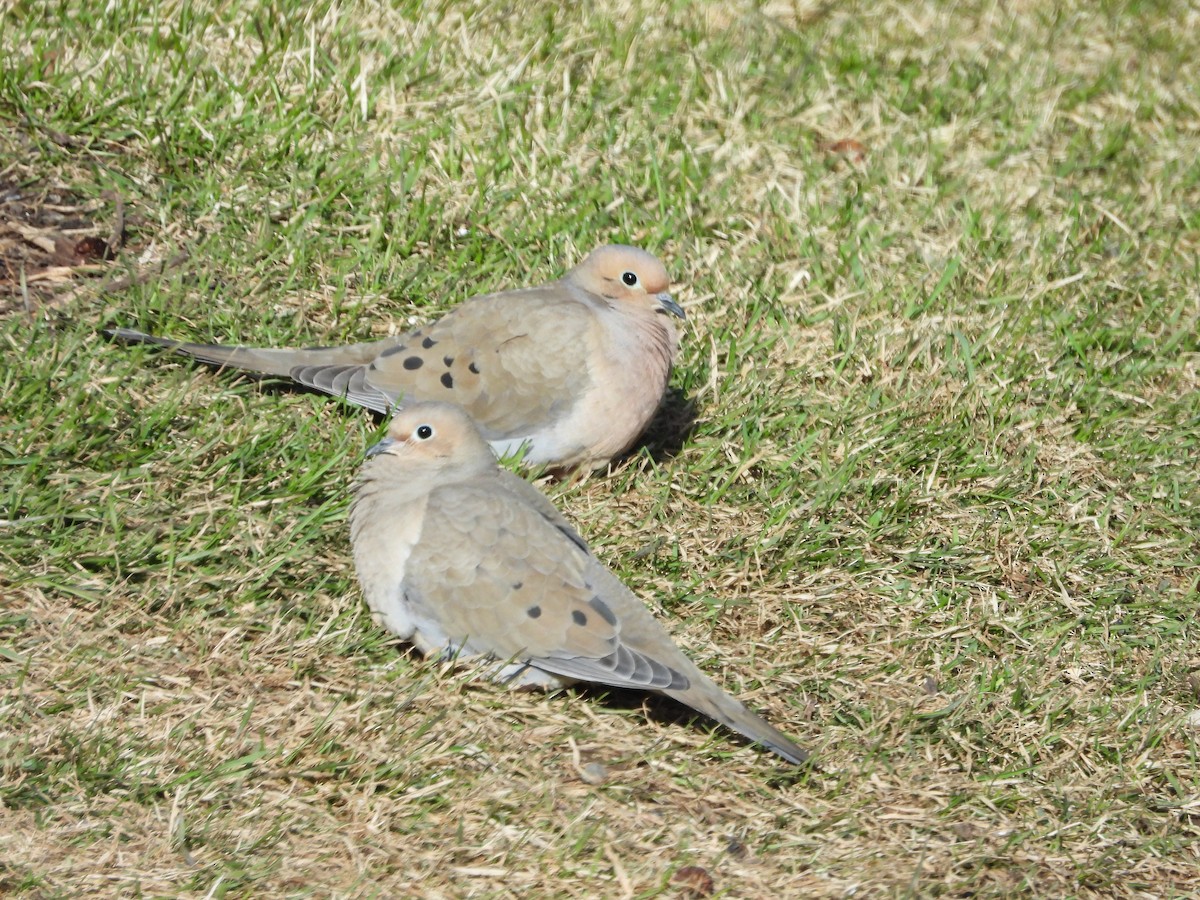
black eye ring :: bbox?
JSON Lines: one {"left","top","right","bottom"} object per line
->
{"left": 621, "top": 271, "right": 638, "bottom": 287}
{"left": 415, "top": 424, "right": 434, "bottom": 440}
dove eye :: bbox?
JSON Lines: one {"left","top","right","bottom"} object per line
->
{"left": 415, "top": 425, "right": 434, "bottom": 440}
{"left": 621, "top": 271, "right": 639, "bottom": 287}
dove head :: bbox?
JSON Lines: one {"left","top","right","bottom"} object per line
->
{"left": 566, "top": 245, "right": 684, "bottom": 320}
{"left": 366, "top": 402, "right": 496, "bottom": 477}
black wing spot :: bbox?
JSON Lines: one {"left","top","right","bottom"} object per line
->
{"left": 422, "top": 336, "right": 437, "bottom": 349}
{"left": 379, "top": 344, "right": 407, "bottom": 358}
{"left": 403, "top": 356, "right": 423, "bottom": 370}
{"left": 512, "top": 581, "right": 523, "bottom": 590}
{"left": 443, "top": 355, "right": 454, "bottom": 367}
{"left": 527, "top": 605, "right": 542, "bottom": 619}
{"left": 441, "top": 372, "right": 453, "bottom": 389}
{"left": 588, "top": 596, "right": 617, "bottom": 627}
{"left": 468, "top": 362, "right": 480, "bottom": 374}
{"left": 571, "top": 610, "right": 587, "bottom": 627}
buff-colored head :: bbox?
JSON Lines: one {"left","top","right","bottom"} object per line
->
{"left": 565, "top": 245, "right": 684, "bottom": 319}
{"left": 366, "top": 402, "right": 496, "bottom": 473}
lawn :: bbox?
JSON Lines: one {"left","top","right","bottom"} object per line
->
{"left": 2, "top": 0, "right": 1198, "bottom": 896}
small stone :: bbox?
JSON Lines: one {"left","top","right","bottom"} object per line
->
{"left": 579, "top": 762, "right": 607, "bottom": 785}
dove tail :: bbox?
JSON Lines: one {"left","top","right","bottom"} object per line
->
{"left": 667, "top": 682, "right": 811, "bottom": 766}
{"left": 104, "top": 327, "right": 388, "bottom": 377}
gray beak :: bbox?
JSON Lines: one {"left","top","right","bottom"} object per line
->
{"left": 657, "top": 291, "right": 685, "bottom": 319}
{"left": 366, "top": 436, "right": 395, "bottom": 458}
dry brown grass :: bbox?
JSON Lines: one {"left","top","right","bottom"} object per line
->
{"left": 3, "top": 0, "right": 1199, "bottom": 896}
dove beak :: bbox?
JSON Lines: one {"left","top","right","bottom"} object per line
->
{"left": 366, "top": 436, "right": 396, "bottom": 458}
{"left": 656, "top": 291, "right": 685, "bottom": 319}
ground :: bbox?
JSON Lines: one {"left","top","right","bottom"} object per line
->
{"left": 1, "top": 0, "right": 1198, "bottom": 897}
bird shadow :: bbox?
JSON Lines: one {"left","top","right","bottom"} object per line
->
{"left": 622, "top": 387, "right": 698, "bottom": 466}
{"left": 563, "top": 681, "right": 816, "bottom": 783}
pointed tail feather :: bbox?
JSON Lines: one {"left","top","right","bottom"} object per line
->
{"left": 667, "top": 682, "right": 811, "bottom": 766}
{"left": 104, "top": 327, "right": 392, "bottom": 378}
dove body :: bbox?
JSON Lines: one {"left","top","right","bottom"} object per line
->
{"left": 350, "top": 402, "right": 810, "bottom": 765}
{"left": 110, "top": 245, "right": 683, "bottom": 470}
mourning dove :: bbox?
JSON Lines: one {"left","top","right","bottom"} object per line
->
{"left": 350, "top": 402, "right": 810, "bottom": 765}
{"left": 108, "top": 245, "right": 684, "bottom": 470}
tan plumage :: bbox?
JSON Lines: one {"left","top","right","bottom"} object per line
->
{"left": 108, "top": 245, "right": 684, "bottom": 470}
{"left": 350, "top": 402, "right": 810, "bottom": 765}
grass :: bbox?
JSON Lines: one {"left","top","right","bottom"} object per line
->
{"left": 2, "top": 0, "right": 1199, "bottom": 896}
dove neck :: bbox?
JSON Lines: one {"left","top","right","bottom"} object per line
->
{"left": 353, "top": 453, "right": 488, "bottom": 505}
{"left": 349, "top": 459, "right": 426, "bottom": 546}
